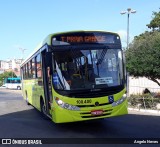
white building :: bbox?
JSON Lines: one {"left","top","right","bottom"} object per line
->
{"left": 0, "top": 59, "right": 23, "bottom": 76}
{"left": 0, "top": 60, "right": 10, "bottom": 70}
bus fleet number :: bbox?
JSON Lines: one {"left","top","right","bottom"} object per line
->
{"left": 76, "top": 99, "right": 92, "bottom": 104}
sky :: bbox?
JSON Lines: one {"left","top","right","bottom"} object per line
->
{"left": 0, "top": 0, "right": 159, "bottom": 60}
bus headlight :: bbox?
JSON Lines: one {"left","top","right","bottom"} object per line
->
{"left": 112, "top": 94, "right": 127, "bottom": 107}
{"left": 55, "top": 97, "right": 80, "bottom": 111}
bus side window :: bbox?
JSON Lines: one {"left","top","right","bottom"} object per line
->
{"left": 32, "top": 58, "right": 36, "bottom": 78}
{"left": 36, "top": 54, "right": 42, "bottom": 78}
{"left": 24, "top": 64, "right": 26, "bottom": 79}
{"left": 26, "top": 63, "right": 29, "bottom": 79}
{"left": 35, "top": 56, "right": 37, "bottom": 78}
{"left": 28, "top": 60, "right": 32, "bottom": 78}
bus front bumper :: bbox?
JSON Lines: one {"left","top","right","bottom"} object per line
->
{"left": 51, "top": 99, "right": 128, "bottom": 123}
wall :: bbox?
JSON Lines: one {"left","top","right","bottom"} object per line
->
{"left": 129, "top": 76, "right": 160, "bottom": 95}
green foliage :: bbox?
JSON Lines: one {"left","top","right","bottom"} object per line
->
{"left": 126, "top": 31, "right": 160, "bottom": 86}
{"left": 126, "top": 9, "right": 160, "bottom": 86}
{"left": 0, "top": 71, "right": 17, "bottom": 86}
{"left": 147, "top": 9, "right": 160, "bottom": 31}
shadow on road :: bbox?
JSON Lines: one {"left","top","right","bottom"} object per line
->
{"left": 0, "top": 107, "right": 160, "bottom": 139}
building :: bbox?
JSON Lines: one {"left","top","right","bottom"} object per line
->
{"left": 0, "top": 60, "right": 9, "bottom": 74}
{"left": 0, "top": 59, "right": 23, "bottom": 76}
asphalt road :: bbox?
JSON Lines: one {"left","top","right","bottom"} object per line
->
{"left": 0, "top": 89, "right": 160, "bottom": 146}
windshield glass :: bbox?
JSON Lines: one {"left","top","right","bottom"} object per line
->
{"left": 52, "top": 48, "right": 123, "bottom": 91}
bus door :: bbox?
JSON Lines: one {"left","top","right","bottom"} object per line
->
{"left": 41, "top": 50, "right": 52, "bottom": 115}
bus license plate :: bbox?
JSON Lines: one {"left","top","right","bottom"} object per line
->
{"left": 91, "top": 110, "right": 103, "bottom": 116}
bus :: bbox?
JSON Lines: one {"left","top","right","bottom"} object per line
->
{"left": 20, "top": 30, "right": 128, "bottom": 123}
{"left": 4, "top": 77, "right": 21, "bottom": 90}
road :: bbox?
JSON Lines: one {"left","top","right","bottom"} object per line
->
{"left": 0, "top": 89, "right": 160, "bottom": 146}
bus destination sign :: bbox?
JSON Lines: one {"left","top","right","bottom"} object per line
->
{"left": 60, "top": 36, "right": 107, "bottom": 43}
{"left": 52, "top": 32, "right": 120, "bottom": 45}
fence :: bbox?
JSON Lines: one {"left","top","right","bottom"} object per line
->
{"left": 128, "top": 94, "right": 160, "bottom": 110}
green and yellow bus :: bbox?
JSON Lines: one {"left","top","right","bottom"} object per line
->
{"left": 20, "top": 30, "right": 128, "bottom": 123}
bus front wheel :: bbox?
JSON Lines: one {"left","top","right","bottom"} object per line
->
{"left": 40, "top": 99, "right": 48, "bottom": 119}
{"left": 25, "top": 91, "right": 30, "bottom": 105}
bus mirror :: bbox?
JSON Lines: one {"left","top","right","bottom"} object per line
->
{"left": 45, "top": 53, "right": 52, "bottom": 67}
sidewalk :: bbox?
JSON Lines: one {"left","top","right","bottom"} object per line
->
{"left": 128, "top": 107, "right": 160, "bottom": 116}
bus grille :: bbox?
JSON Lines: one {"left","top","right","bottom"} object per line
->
{"left": 81, "top": 113, "right": 111, "bottom": 118}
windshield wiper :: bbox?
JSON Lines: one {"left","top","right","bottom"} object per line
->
{"left": 95, "top": 48, "right": 108, "bottom": 76}
{"left": 96, "top": 48, "right": 108, "bottom": 65}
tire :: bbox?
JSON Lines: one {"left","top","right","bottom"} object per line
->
{"left": 17, "top": 86, "right": 21, "bottom": 90}
{"left": 26, "top": 92, "right": 30, "bottom": 105}
{"left": 26, "top": 97, "right": 30, "bottom": 105}
{"left": 40, "top": 99, "right": 48, "bottom": 119}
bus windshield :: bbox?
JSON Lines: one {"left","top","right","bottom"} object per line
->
{"left": 52, "top": 48, "right": 123, "bottom": 91}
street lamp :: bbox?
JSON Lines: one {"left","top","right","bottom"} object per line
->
{"left": 120, "top": 8, "right": 136, "bottom": 49}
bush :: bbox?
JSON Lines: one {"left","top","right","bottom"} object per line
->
{"left": 128, "top": 94, "right": 160, "bottom": 110}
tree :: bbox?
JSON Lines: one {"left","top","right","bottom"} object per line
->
{"left": 147, "top": 9, "right": 160, "bottom": 31}
{"left": 126, "top": 31, "right": 160, "bottom": 86}
{"left": 0, "top": 71, "right": 17, "bottom": 86}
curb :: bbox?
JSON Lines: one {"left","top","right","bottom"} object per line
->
{"left": 128, "top": 107, "right": 160, "bottom": 115}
